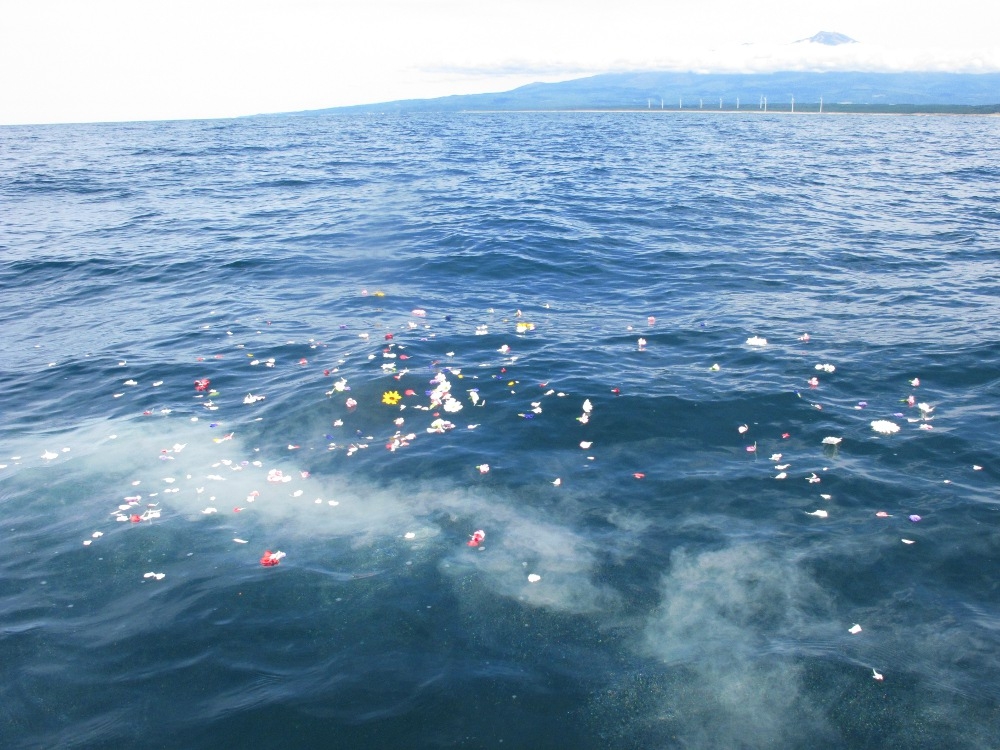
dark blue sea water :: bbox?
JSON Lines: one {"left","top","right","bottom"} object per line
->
{"left": 2, "top": 112, "right": 1000, "bottom": 749}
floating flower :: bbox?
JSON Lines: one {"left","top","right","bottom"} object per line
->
{"left": 871, "top": 420, "right": 900, "bottom": 435}
{"left": 467, "top": 529, "right": 486, "bottom": 547}
{"left": 260, "top": 550, "right": 285, "bottom": 566}
{"left": 194, "top": 378, "right": 210, "bottom": 392}
{"left": 382, "top": 390, "right": 402, "bottom": 405}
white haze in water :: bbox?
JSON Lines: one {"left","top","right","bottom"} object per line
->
{"left": 3, "top": 416, "right": 625, "bottom": 617}
{"left": 640, "top": 541, "right": 839, "bottom": 746}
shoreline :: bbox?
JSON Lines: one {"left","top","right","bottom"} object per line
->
{"left": 460, "top": 108, "right": 1000, "bottom": 117}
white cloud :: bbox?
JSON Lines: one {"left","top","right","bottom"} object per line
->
{"left": 0, "top": 0, "right": 997, "bottom": 124}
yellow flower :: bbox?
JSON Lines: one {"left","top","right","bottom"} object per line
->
{"left": 382, "top": 390, "right": 402, "bottom": 405}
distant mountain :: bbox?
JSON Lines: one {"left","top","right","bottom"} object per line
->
{"left": 286, "top": 71, "right": 1000, "bottom": 116}
{"left": 797, "top": 31, "right": 857, "bottom": 45}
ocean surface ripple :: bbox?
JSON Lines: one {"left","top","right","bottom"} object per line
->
{"left": 2, "top": 112, "right": 999, "bottom": 749}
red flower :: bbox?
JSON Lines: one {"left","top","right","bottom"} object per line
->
{"left": 194, "top": 378, "right": 210, "bottom": 392}
{"left": 260, "top": 550, "right": 281, "bottom": 566}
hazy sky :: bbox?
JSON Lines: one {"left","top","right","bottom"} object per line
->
{"left": 1, "top": 0, "right": 997, "bottom": 124}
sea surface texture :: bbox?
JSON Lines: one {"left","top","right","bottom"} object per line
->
{"left": 1, "top": 112, "right": 999, "bottom": 749}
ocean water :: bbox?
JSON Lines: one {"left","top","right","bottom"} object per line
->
{"left": 1, "top": 112, "right": 999, "bottom": 749}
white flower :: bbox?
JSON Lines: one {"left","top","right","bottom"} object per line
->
{"left": 871, "top": 420, "right": 900, "bottom": 435}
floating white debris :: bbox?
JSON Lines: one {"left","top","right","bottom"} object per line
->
{"left": 821, "top": 436, "right": 842, "bottom": 445}
{"left": 476, "top": 464, "right": 490, "bottom": 474}
{"left": 404, "top": 532, "right": 416, "bottom": 539}
{"left": 243, "top": 393, "right": 266, "bottom": 404}
{"left": 872, "top": 669, "right": 884, "bottom": 681}
{"left": 527, "top": 574, "right": 541, "bottom": 583}
{"left": 775, "top": 472, "right": 787, "bottom": 480}
{"left": 552, "top": 478, "right": 562, "bottom": 486}
{"left": 41, "top": 450, "right": 58, "bottom": 461}
{"left": 579, "top": 441, "right": 592, "bottom": 449}
{"left": 871, "top": 420, "right": 900, "bottom": 435}
{"left": 746, "top": 336, "right": 767, "bottom": 347}
{"left": 815, "top": 363, "right": 836, "bottom": 373}
{"left": 201, "top": 507, "right": 218, "bottom": 514}
{"left": 901, "top": 539, "right": 916, "bottom": 545}
{"left": 143, "top": 572, "right": 166, "bottom": 580}
{"left": 849, "top": 624, "right": 863, "bottom": 634}
{"left": 806, "top": 509, "right": 828, "bottom": 518}
{"left": 234, "top": 538, "right": 249, "bottom": 544}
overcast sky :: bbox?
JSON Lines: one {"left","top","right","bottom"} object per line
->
{"left": 1, "top": 0, "right": 997, "bottom": 125}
